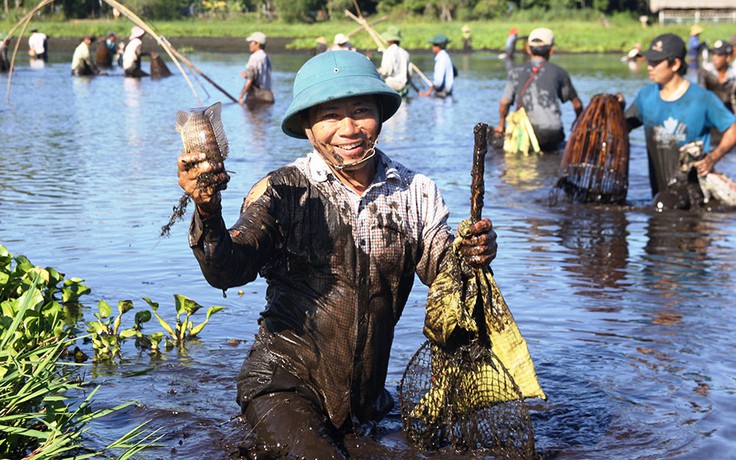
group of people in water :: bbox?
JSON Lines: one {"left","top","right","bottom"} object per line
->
{"left": 171, "top": 22, "right": 736, "bottom": 459}
{"left": 13, "top": 26, "right": 151, "bottom": 77}
{"left": 493, "top": 26, "right": 735, "bottom": 209}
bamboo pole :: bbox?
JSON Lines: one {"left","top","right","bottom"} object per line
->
{"left": 4, "top": 0, "right": 54, "bottom": 104}
{"left": 344, "top": 9, "right": 432, "bottom": 88}
{"left": 346, "top": 16, "right": 387, "bottom": 39}
{"left": 160, "top": 37, "right": 238, "bottom": 104}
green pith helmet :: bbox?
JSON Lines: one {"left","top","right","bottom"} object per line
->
{"left": 383, "top": 26, "right": 403, "bottom": 43}
{"left": 281, "top": 50, "right": 402, "bottom": 139}
{"left": 428, "top": 34, "right": 450, "bottom": 45}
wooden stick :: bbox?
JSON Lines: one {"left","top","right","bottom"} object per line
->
{"left": 346, "top": 16, "right": 387, "bottom": 39}
{"left": 344, "top": 9, "right": 433, "bottom": 88}
{"left": 470, "top": 123, "right": 488, "bottom": 223}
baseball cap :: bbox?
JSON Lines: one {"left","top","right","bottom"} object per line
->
{"left": 528, "top": 28, "right": 554, "bottom": 46}
{"left": 711, "top": 39, "right": 733, "bottom": 56}
{"left": 640, "top": 33, "right": 686, "bottom": 61}
{"left": 246, "top": 32, "right": 267, "bottom": 45}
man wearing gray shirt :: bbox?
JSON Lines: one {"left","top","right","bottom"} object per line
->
{"left": 495, "top": 28, "right": 583, "bottom": 151}
{"left": 239, "top": 31, "right": 274, "bottom": 105}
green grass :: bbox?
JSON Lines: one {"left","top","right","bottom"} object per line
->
{"left": 3, "top": 12, "right": 735, "bottom": 53}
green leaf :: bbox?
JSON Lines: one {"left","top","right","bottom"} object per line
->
{"left": 177, "top": 294, "right": 203, "bottom": 316}
{"left": 149, "top": 303, "right": 176, "bottom": 339}
{"left": 118, "top": 299, "right": 134, "bottom": 315}
{"left": 120, "top": 328, "right": 140, "bottom": 339}
{"left": 190, "top": 306, "right": 225, "bottom": 336}
{"left": 142, "top": 297, "right": 159, "bottom": 311}
{"left": 97, "top": 300, "right": 112, "bottom": 319}
{"left": 135, "top": 310, "right": 152, "bottom": 325}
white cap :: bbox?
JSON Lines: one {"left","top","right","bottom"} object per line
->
{"left": 130, "top": 26, "right": 145, "bottom": 39}
{"left": 246, "top": 31, "right": 267, "bottom": 45}
{"left": 334, "top": 33, "right": 349, "bottom": 45}
{"left": 529, "top": 28, "right": 554, "bottom": 46}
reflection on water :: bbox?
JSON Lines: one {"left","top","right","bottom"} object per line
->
{"left": 1, "top": 52, "right": 736, "bottom": 459}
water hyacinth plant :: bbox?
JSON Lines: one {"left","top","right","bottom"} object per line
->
{"left": 85, "top": 299, "right": 151, "bottom": 362}
{"left": 144, "top": 294, "right": 225, "bottom": 347}
{"left": 0, "top": 244, "right": 159, "bottom": 458}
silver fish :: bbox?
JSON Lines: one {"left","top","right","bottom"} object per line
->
{"left": 161, "top": 102, "right": 229, "bottom": 237}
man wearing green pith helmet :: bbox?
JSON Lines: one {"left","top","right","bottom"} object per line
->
{"left": 176, "top": 50, "right": 497, "bottom": 457}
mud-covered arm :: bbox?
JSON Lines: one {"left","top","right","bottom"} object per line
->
{"left": 189, "top": 176, "right": 280, "bottom": 290}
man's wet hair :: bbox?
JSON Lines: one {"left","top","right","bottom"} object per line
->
{"left": 529, "top": 45, "right": 552, "bottom": 58}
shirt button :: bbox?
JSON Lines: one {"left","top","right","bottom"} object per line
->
{"left": 360, "top": 239, "right": 366, "bottom": 246}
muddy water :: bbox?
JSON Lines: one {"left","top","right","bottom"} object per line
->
{"left": 1, "top": 51, "right": 735, "bottom": 459}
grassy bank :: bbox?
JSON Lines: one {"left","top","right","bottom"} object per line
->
{"left": 3, "top": 14, "right": 735, "bottom": 53}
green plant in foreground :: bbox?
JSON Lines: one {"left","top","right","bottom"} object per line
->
{"left": 0, "top": 243, "right": 159, "bottom": 459}
{"left": 144, "top": 294, "right": 225, "bottom": 347}
{"left": 85, "top": 299, "right": 152, "bottom": 362}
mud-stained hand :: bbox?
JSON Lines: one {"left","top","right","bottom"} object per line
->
{"left": 177, "top": 152, "right": 230, "bottom": 216}
{"left": 457, "top": 218, "right": 497, "bottom": 268}
{"left": 692, "top": 155, "right": 716, "bottom": 176}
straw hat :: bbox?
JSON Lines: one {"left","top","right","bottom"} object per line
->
{"left": 690, "top": 25, "right": 703, "bottom": 36}
{"left": 334, "top": 33, "right": 349, "bottom": 46}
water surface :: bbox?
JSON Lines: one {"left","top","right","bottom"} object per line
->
{"left": 1, "top": 51, "right": 735, "bottom": 459}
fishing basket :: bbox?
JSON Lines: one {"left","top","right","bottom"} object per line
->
{"left": 398, "top": 124, "right": 540, "bottom": 460}
{"left": 398, "top": 340, "right": 536, "bottom": 458}
{"left": 554, "top": 94, "right": 629, "bottom": 204}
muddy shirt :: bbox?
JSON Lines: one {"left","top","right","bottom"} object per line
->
{"left": 189, "top": 150, "right": 453, "bottom": 429}
{"left": 501, "top": 57, "right": 578, "bottom": 146}
{"left": 698, "top": 62, "right": 736, "bottom": 112}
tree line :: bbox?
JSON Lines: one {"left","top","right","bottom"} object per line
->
{"left": 31, "top": 0, "right": 649, "bottom": 22}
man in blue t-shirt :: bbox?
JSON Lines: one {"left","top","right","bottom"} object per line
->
{"left": 624, "top": 33, "right": 736, "bottom": 208}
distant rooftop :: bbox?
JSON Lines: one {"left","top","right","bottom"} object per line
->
{"left": 650, "top": 0, "right": 736, "bottom": 12}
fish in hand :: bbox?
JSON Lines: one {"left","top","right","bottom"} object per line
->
{"left": 161, "top": 101, "right": 229, "bottom": 237}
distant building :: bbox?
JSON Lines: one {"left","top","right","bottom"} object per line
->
{"left": 649, "top": 0, "right": 736, "bottom": 24}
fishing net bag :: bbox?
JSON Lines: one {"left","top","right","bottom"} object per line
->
{"left": 554, "top": 93, "right": 629, "bottom": 204}
{"left": 399, "top": 340, "right": 536, "bottom": 458}
{"left": 398, "top": 124, "right": 542, "bottom": 459}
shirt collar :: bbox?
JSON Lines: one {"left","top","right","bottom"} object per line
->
{"left": 306, "top": 149, "right": 401, "bottom": 186}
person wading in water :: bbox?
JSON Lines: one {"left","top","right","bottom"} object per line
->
{"left": 176, "top": 50, "right": 498, "bottom": 458}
